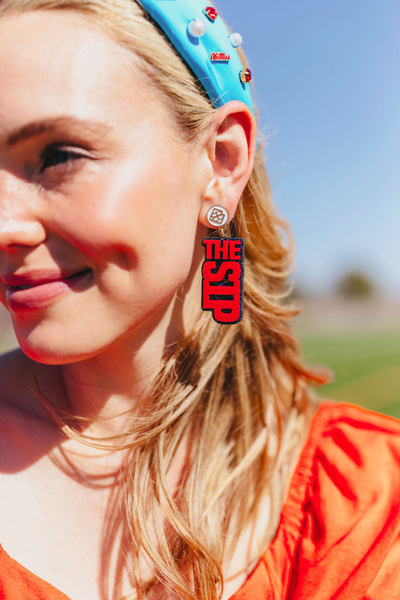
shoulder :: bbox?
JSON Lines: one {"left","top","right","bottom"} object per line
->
{"left": 316, "top": 398, "right": 400, "bottom": 437}
{"left": 308, "top": 401, "right": 400, "bottom": 512}
{"left": 309, "top": 399, "right": 400, "bottom": 476}
{"left": 281, "top": 401, "right": 400, "bottom": 528}
{"left": 269, "top": 401, "right": 400, "bottom": 599}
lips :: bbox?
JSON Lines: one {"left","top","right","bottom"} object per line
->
{"left": 2, "top": 268, "right": 92, "bottom": 311}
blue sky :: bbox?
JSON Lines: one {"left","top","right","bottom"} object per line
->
{"left": 216, "top": 0, "right": 400, "bottom": 297}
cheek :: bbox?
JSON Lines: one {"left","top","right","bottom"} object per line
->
{"left": 49, "top": 157, "right": 199, "bottom": 302}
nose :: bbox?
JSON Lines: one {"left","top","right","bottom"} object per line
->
{"left": 0, "top": 171, "right": 46, "bottom": 251}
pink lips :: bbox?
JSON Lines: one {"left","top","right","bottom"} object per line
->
{"left": 2, "top": 269, "right": 92, "bottom": 312}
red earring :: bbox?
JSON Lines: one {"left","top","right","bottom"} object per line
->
{"left": 201, "top": 206, "right": 244, "bottom": 325}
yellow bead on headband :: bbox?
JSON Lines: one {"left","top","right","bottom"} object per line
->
{"left": 135, "top": 0, "right": 255, "bottom": 117}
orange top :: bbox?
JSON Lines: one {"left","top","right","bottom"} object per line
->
{"left": 1, "top": 401, "right": 400, "bottom": 599}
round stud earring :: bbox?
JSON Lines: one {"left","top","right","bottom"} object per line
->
{"left": 206, "top": 205, "right": 229, "bottom": 228}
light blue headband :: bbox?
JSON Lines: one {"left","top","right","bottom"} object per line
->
{"left": 135, "top": 0, "right": 255, "bottom": 117}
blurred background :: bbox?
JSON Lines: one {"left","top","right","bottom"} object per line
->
{"left": 1, "top": 0, "right": 400, "bottom": 416}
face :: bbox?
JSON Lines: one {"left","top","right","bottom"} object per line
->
{"left": 0, "top": 10, "right": 207, "bottom": 364}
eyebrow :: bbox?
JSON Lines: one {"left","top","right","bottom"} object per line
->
{"left": 6, "top": 117, "right": 112, "bottom": 146}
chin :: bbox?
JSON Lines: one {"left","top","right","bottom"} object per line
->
{"left": 10, "top": 283, "right": 180, "bottom": 365}
{"left": 12, "top": 318, "right": 106, "bottom": 365}
{"left": 16, "top": 337, "right": 97, "bottom": 366}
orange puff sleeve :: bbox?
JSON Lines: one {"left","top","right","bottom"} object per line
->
{"left": 232, "top": 401, "right": 400, "bottom": 599}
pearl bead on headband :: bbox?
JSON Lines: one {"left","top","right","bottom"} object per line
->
{"left": 135, "top": 0, "right": 256, "bottom": 147}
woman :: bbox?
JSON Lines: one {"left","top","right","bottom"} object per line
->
{"left": 0, "top": 1, "right": 400, "bottom": 599}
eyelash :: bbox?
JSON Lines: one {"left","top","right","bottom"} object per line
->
{"left": 39, "top": 146, "right": 87, "bottom": 173}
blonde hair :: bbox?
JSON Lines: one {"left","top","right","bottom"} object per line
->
{"left": 0, "top": 1, "right": 331, "bottom": 598}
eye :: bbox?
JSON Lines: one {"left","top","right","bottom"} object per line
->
{"left": 39, "top": 146, "right": 88, "bottom": 173}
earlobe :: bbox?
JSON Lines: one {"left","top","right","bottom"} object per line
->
{"left": 198, "top": 100, "right": 257, "bottom": 228}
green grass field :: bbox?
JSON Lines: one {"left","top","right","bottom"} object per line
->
{"left": 298, "top": 331, "right": 400, "bottom": 419}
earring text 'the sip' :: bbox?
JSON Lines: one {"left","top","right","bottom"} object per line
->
{"left": 201, "top": 206, "right": 245, "bottom": 325}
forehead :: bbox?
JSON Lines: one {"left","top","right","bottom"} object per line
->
{"left": 0, "top": 9, "right": 163, "bottom": 140}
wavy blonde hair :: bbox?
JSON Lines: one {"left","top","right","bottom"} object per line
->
{"left": 0, "top": 1, "right": 331, "bottom": 598}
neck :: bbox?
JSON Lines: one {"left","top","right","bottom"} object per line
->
{"left": 60, "top": 303, "right": 177, "bottom": 438}
{"left": 33, "top": 257, "right": 203, "bottom": 448}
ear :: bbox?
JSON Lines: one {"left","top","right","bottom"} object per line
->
{"left": 198, "top": 100, "right": 257, "bottom": 228}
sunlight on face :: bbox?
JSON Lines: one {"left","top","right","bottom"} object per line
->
{"left": 0, "top": 10, "right": 204, "bottom": 363}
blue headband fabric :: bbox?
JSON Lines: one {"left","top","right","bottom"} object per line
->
{"left": 135, "top": 0, "right": 255, "bottom": 116}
